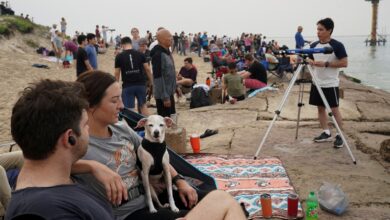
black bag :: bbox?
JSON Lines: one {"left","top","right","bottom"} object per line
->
{"left": 36, "top": 47, "right": 46, "bottom": 54}
{"left": 48, "top": 50, "right": 55, "bottom": 56}
{"left": 190, "top": 87, "right": 211, "bottom": 109}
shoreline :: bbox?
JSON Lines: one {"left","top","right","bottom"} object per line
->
{"left": 341, "top": 71, "right": 390, "bottom": 93}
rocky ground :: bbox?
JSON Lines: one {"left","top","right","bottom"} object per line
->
{"left": 0, "top": 35, "right": 389, "bottom": 219}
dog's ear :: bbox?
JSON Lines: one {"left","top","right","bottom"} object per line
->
{"left": 135, "top": 118, "right": 148, "bottom": 128}
{"left": 164, "top": 117, "right": 174, "bottom": 128}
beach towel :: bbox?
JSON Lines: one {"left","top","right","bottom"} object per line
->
{"left": 247, "top": 86, "right": 278, "bottom": 98}
{"left": 182, "top": 154, "right": 304, "bottom": 219}
{"left": 41, "top": 56, "right": 60, "bottom": 63}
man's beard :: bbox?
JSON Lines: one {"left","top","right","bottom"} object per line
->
{"left": 72, "top": 138, "right": 88, "bottom": 160}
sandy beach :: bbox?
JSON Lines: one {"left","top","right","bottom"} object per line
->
{"left": 1, "top": 30, "right": 390, "bottom": 220}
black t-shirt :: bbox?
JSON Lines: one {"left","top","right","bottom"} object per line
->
{"left": 144, "top": 49, "right": 151, "bottom": 63}
{"left": 179, "top": 66, "right": 197, "bottom": 82}
{"left": 76, "top": 47, "right": 88, "bottom": 76}
{"left": 115, "top": 49, "right": 147, "bottom": 87}
{"left": 248, "top": 60, "right": 267, "bottom": 84}
{"left": 173, "top": 35, "right": 179, "bottom": 43}
{"left": 5, "top": 184, "right": 114, "bottom": 220}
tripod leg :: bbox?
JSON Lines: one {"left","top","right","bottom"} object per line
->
{"left": 254, "top": 65, "right": 304, "bottom": 159}
{"left": 307, "top": 65, "right": 357, "bottom": 164}
{"left": 295, "top": 83, "right": 305, "bottom": 139}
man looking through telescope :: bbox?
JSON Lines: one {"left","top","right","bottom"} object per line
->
{"left": 307, "top": 18, "right": 348, "bottom": 148}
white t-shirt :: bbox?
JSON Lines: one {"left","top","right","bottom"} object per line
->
{"left": 311, "top": 39, "right": 348, "bottom": 88}
{"left": 148, "top": 40, "right": 158, "bottom": 51}
{"left": 50, "top": 27, "right": 57, "bottom": 42}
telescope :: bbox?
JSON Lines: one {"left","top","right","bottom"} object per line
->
{"left": 279, "top": 47, "right": 333, "bottom": 55}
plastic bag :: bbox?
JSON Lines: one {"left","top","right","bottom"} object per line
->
{"left": 318, "top": 182, "right": 349, "bottom": 215}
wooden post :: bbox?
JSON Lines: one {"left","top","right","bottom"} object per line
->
{"left": 370, "top": 0, "right": 379, "bottom": 46}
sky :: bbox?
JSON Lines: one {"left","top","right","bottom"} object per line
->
{"left": 8, "top": 0, "right": 390, "bottom": 39}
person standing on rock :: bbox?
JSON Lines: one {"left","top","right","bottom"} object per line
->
{"left": 85, "top": 33, "right": 98, "bottom": 70}
{"left": 308, "top": 18, "right": 348, "bottom": 148}
{"left": 76, "top": 34, "right": 93, "bottom": 76}
{"left": 295, "top": 26, "right": 310, "bottom": 49}
{"left": 150, "top": 29, "right": 177, "bottom": 122}
{"left": 60, "top": 17, "right": 67, "bottom": 37}
{"left": 50, "top": 24, "right": 58, "bottom": 54}
{"left": 114, "top": 36, "right": 153, "bottom": 116}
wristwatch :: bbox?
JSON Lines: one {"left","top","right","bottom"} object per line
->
{"left": 325, "top": 61, "right": 330, "bottom": 68}
{"left": 172, "top": 174, "right": 185, "bottom": 185}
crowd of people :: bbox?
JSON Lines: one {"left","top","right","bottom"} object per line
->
{"left": 0, "top": 16, "right": 348, "bottom": 220}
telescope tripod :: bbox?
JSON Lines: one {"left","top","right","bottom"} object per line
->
{"left": 254, "top": 60, "right": 357, "bottom": 164}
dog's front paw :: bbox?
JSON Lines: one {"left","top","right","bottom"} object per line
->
{"left": 170, "top": 205, "right": 179, "bottom": 213}
{"left": 149, "top": 207, "right": 158, "bottom": 213}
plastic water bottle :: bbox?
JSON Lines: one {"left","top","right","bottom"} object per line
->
{"left": 306, "top": 191, "right": 319, "bottom": 220}
{"left": 210, "top": 78, "right": 215, "bottom": 88}
{"left": 217, "top": 77, "right": 221, "bottom": 88}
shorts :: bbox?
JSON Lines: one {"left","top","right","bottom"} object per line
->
{"left": 309, "top": 85, "right": 339, "bottom": 108}
{"left": 122, "top": 85, "right": 147, "bottom": 108}
{"left": 244, "top": 79, "right": 267, "bottom": 89}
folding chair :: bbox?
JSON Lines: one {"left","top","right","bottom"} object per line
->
{"left": 262, "top": 57, "right": 294, "bottom": 82}
{"left": 210, "top": 51, "right": 228, "bottom": 78}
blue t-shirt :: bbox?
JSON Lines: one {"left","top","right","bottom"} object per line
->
{"left": 295, "top": 32, "right": 304, "bottom": 49}
{"left": 201, "top": 34, "right": 208, "bottom": 46}
{"left": 85, "top": 44, "right": 98, "bottom": 69}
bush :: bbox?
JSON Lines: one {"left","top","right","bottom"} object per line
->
{"left": 3, "top": 16, "right": 34, "bottom": 33}
{"left": 0, "top": 24, "right": 10, "bottom": 35}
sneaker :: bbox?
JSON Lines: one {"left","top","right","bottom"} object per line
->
{"left": 333, "top": 135, "right": 344, "bottom": 148}
{"left": 313, "top": 132, "right": 332, "bottom": 142}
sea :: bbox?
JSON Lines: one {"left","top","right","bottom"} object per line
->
{"left": 272, "top": 36, "right": 390, "bottom": 92}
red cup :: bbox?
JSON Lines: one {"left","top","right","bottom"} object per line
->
{"left": 260, "top": 193, "right": 272, "bottom": 218}
{"left": 287, "top": 193, "right": 298, "bottom": 218}
{"left": 190, "top": 134, "right": 201, "bottom": 153}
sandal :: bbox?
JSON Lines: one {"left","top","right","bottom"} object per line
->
{"left": 200, "top": 129, "right": 218, "bottom": 139}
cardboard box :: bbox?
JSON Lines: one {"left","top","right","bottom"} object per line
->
{"left": 165, "top": 127, "right": 187, "bottom": 154}
{"left": 209, "top": 87, "right": 223, "bottom": 104}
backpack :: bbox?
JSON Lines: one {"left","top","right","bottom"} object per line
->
{"left": 190, "top": 87, "right": 211, "bottom": 109}
{"left": 36, "top": 47, "right": 46, "bottom": 54}
{"left": 48, "top": 50, "right": 55, "bottom": 56}
{"left": 63, "top": 60, "right": 71, "bottom": 68}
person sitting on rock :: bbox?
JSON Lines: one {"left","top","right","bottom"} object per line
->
{"left": 223, "top": 62, "right": 245, "bottom": 104}
{"left": 177, "top": 57, "right": 197, "bottom": 96}
{"left": 240, "top": 54, "right": 267, "bottom": 90}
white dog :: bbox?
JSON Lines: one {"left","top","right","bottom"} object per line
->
{"left": 136, "top": 115, "right": 179, "bottom": 213}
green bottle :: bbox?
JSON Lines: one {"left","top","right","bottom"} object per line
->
{"left": 306, "top": 191, "right": 319, "bottom": 220}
